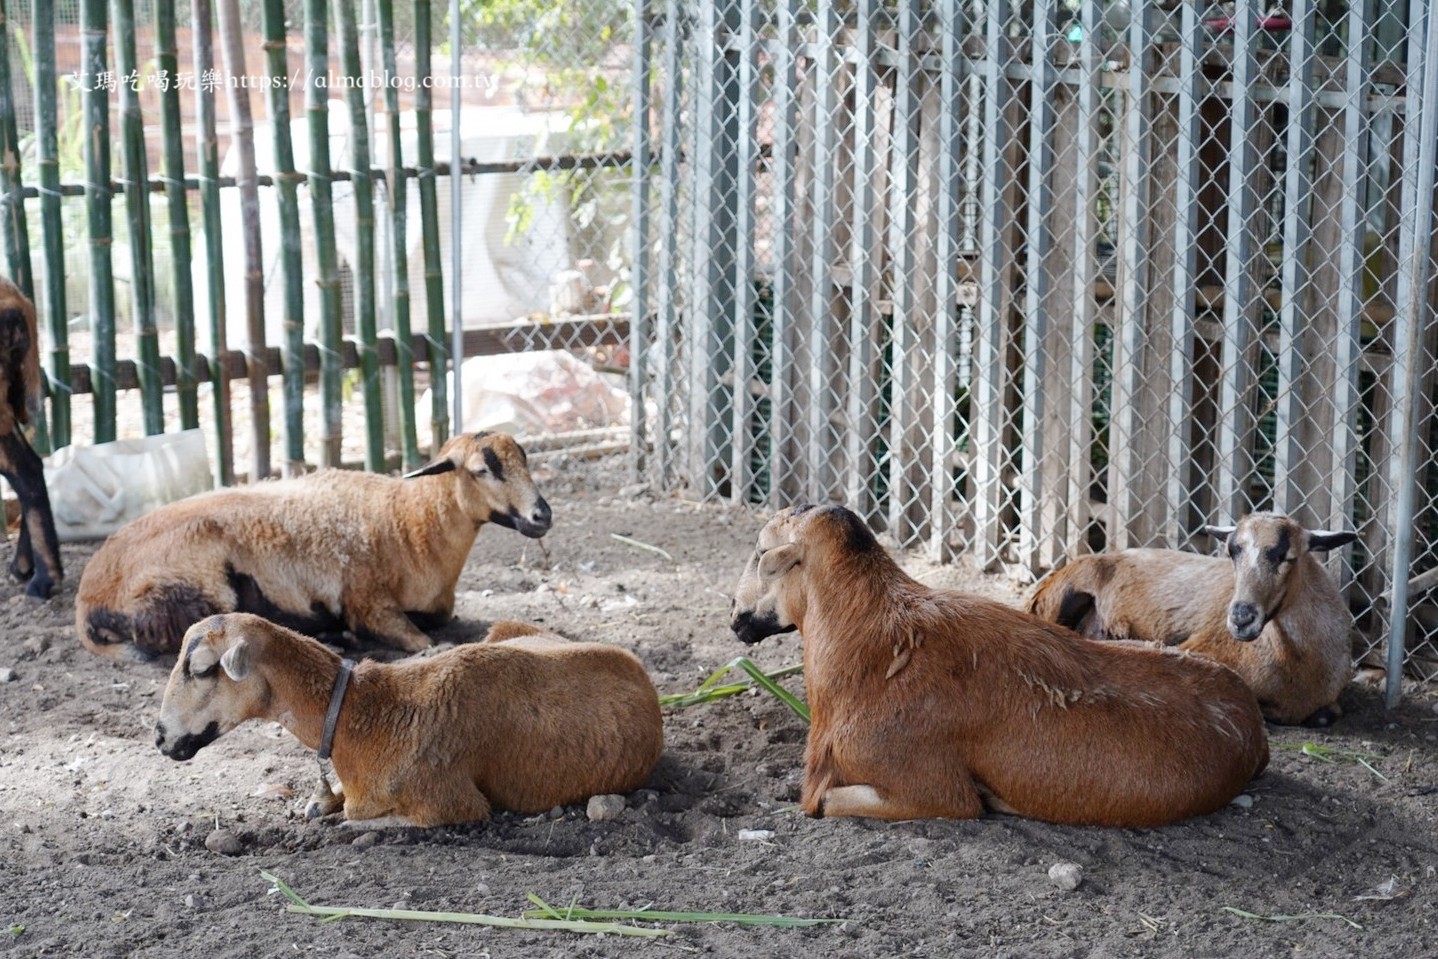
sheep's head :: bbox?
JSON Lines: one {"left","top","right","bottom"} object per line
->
{"left": 154, "top": 614, "right": 270, "bottom": 761}
{"left": 405, "top": 431, "right": 552, "bottom": 538}
{"left": 1202, "top": 513, "right": 1357, "bottom": 642}
{"left": 731, "top": 504, "right": 880, "bottom": 644}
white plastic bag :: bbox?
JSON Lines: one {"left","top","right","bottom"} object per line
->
{"left": 44, "top": 429, "right": 214, "bottom": 542}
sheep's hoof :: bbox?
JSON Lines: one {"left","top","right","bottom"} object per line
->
{"left": 1302, "top": 706, "right": 1340, "bottom": 728}
{"left": 23, "top": 574, "right": 56, "bottom": 601}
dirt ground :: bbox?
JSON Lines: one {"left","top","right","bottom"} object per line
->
{"left": 2, "top": 454, "right": 1437, "bottom": 958}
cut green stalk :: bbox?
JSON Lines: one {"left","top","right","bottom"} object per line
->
{"left": 1278, "top": 742, "right": 1389, "bottom": 781}
{"left": 525, "top": 893, "right": 847, "bottom": 928}
{"left": 662, "top": 657, "right": 809, "bottom": 723}
{"left": 1222, "top": 906, "right": 1362, "bottom": 930}
{"left": 260, "top": 872, "right": 666, "bottom": 939}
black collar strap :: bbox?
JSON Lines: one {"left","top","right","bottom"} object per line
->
{"left": 318, "top": 659, "right": 355, "bottom": 761}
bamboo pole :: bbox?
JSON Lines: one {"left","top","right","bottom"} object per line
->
{"left": 305, "top": 0, "right": 345, "bottom": 468}
{"left": 0, "top": 0, "right": 33, "bottom": 296}
{"left": 156, "top": 0, "right": 199, "bottom": 430}
{"left": 32, "top": 0, "right": 70, "bottom": 449}
{"left": 335, "top": 0, "right": 383, "bottom": 471}
{"left": 192, "top": 0, "right": 234, "bottom": 484}
{"left": 81, "top": 0, "right": 117, "bottom": 443}
{"left": 261, "top": 0, "right": 307, "bottom": 473}
{"left": 113, "top": 0, "right": 164, "bottom": 435}
{"left": 414, "top": 0, "right": 449, "bottom": 452}
{"left": 378, "top": 0, "right": 421, "bottom": 469}
{"left": 216, "top": 0, "right": 270, "bottom": 481}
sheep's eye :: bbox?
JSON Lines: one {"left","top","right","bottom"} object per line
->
{"left": 191, "top": 664, "right": 217, "bottom": 680}
{"left": 470, "top": 467, "right": 489, "bottom": 478}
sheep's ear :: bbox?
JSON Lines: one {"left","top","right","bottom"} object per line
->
{"left": 219, "top": 639, "right": 253, "bottom": 681}
{"left": 758, "top": 543, "right": 801, "bottom": 581}
{"left": 1306, "top": 529, "right": 1358, "bottom": 553}
{"left": 404, "top": 458, "right": 457, "bottom": 479}
{"left": 1201, "top": 524, "right": 1237, "bottom": 541}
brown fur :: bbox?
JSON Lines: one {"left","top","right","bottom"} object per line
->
{"left": 1027, "top": 513, "right": 1357, "bottom": 725}
{"left": 0, "top": 278, "right": 62, "bottom": 599}
{"left": 76, "top": 432, "right": 550, "bottom": 660}
{"left": 730, "top": 505, "right": 1269, "bottom": 828}
{"left": 154, "top": 613, "right": 664, "bottom": 826}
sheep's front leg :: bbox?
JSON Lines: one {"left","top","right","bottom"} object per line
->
{"left": 345, "top": 598, "right": 433, "bottom": 653}
{"left": 303, "top": 772, "right": 345, "bottom": 819}
{"left": 819, "top": 781, "right": 985, "bottom": 821}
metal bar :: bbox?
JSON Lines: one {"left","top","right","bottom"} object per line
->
{"left": 887, "top": 0, "right": 922, "bottom": 541}
{"left": 1329, "top": 0, "right": 1373, "bottom": 555}
{"left": 336, "top": 0, "right": 384, "bottom": 471}
{"left": 414, "top": 0, "right": 449, "bottom": 452}
{"left": 262, "top": 0, "right": 306, "bottom": 470}
{"left": 32, "top": 0, "right": 69, "bottom": 448}
{"left": 1214, "top": 1, "right": 1261, "bottom": 519}
{"left": 844, "top": 0, "right": 879, "bottom": 521}
{"left": 972, "top": 0, "right": 1013, "bottom": 568}
{"left": 629, "top": 0, "right": 654, "bottom": 484}
{"left": 1383, "top": 0, "right": 1438, "bottom": 708}
{"left": 1106, "top": 0, "right": 1153, "bottom": 549}
{"left": 728, "top": 0, "right": 757, "bottom": 504}
{"left": 767, "top": 0, "right": 798, "bottom": 508}
{"left": 0, "top": 0, "right": 32, "bottom": 298}
{"left": 1016, "top": 0, "right": 1057, "bottom": 569}
{"left": 1272, "top": 0, "right": 1318, "bottom": 514}
{"left": 81, "top": 0, "right": 116, "bottom": 443}
{"left": 449, "top": 0, "right": 464, "bottom": 437}
{"left": 191, "top": 0, "right": 233, "bottom": 483}
{"left": 807, "top": 0, "right": 838, "bottom": 502}
{"left": 156, "top": 0, "right": 199, "bottom": 433}
{"left": 1164, "top": 0, "right": 1203, "bottom": 544}
{"left": 114, "top": 0, "right": 164, "bottom": 436}
{"left": 688, "top": 0, "right": 739, "bottom": 498}
{"left": 377, "top": 0, "right": 420, "bottom": 470}
{"left": 651, "top": 0, "right": 683, "bottom": 489}
{"left": 929, "top": 0, "right": 964, "bottom": 561}
{"left": 1064, "top": 0, "right": 1100, "bottom": 556}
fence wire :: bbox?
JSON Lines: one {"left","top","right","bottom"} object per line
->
{"left": 633, "top": 0, "right": 1438, "bottom": 691}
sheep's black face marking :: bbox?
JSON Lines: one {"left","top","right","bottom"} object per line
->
{"left": 820, "top": 505, "right": 881, "bottom": 554}
{"left": 158, "top": 720, "right": 220, "bottom": 761}
{"left": 481, "top": 447, "right": 505, "bottom": 481}
{"left": 731, "top": 609, "right": 796, "bottom": 645}
{"left": 1264, "top": 529, "right": 1291, "bottom": 568}
{"left": 489, "top": 496, "right": 552, "bottom": 539}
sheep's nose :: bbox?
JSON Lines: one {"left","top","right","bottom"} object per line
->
{"left": 153, "top": 725, "right": 166, "bottom": 749}
{"left": 531, "top": 497, "right": 552, "bottom": 528}
{"left": 1228, "top": 602, "right": 1263, "bottom": 640}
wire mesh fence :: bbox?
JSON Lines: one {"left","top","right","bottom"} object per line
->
{"left": 631, "top": 0, "right": 1438, "bottom": 693}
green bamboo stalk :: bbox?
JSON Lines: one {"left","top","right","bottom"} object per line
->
{"left": 305, "top": 0, "right": 344, "bottom": 468}
{"left": 32, "top": 0, "right": 70, "bottom": 449}
{"left": 191, "top": 0, "right": 234, "bottom": 484}
{"left": 377, "top": 0, "right": 420, "bottom": 469}
{"left": 113, "top": 0, "right": 164, "bottom": 435}
{"left": 413, "top": 0, "right": 448, "bottom": 452}
{"left": 81, "top": 0, "right": 116, "bottom": 443}
{"left": 334, "top": 0, "right": 382, "bottom": 472}
{"left": 260, "top": 0, "right": 306, "bottom": 472}
{"left": 155, "top": 0, "right": 199, "bottom": 430}
{"left": 0, "top": 0, "right": 33, "bottom": 296}
{"left": 216, "top": 0, "right": 270, "bottom": 481}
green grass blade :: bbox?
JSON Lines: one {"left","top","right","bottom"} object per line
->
{"left": 1222, "top": 906, "right": 1363, "bottom": 930}
{"left": 282, "top": 904, "right": 667, "bottom": 937}
{"left": 520, "top": 904, "right": 849, "bottom": 927}
{"left": 260, "top": 870, "right": 312, "bottom": 908}
{"left": 660, "top": 662, "right": 806, "bottom": 713}
{"left": 731, "top": 656, "right": 811, "bottom": 723}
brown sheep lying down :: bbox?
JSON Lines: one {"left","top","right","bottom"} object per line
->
{"left": 730, "top": 504, "right": 1269, "bottom": 828}
{"left": 76, "top": 431, "right": 550, "bottom": 661}
{"left": 1027, "top": 512, "right": 1358, "bottom": 726}
{"left": 154, "top": 614, "right": 665, "bottom": 827}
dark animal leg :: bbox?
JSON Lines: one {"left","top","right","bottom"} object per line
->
{"left": 0, "top": 431, "right": 62, "bottom": 599}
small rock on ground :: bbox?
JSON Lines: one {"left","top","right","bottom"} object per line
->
{"left": 204, "top": 828, "right": 243, "bottom": 856}
{"left": 737, "top": 828, "right": 776, "bottom": 842}
{"left": 1230, "top": 793, "right": 1254, "bottom": 809}
{"left": 586, "top": 794, "right": 626, "bottom": 822}
{"left": 0, "top": 667, "right": 17, "bottom": 682}
{"left": 1048, "top": 861, "right": 1083, "bottom": 891}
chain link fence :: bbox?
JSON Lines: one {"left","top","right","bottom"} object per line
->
{"left": 631, "top": 0, "right": 1438, "bottom": 692}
